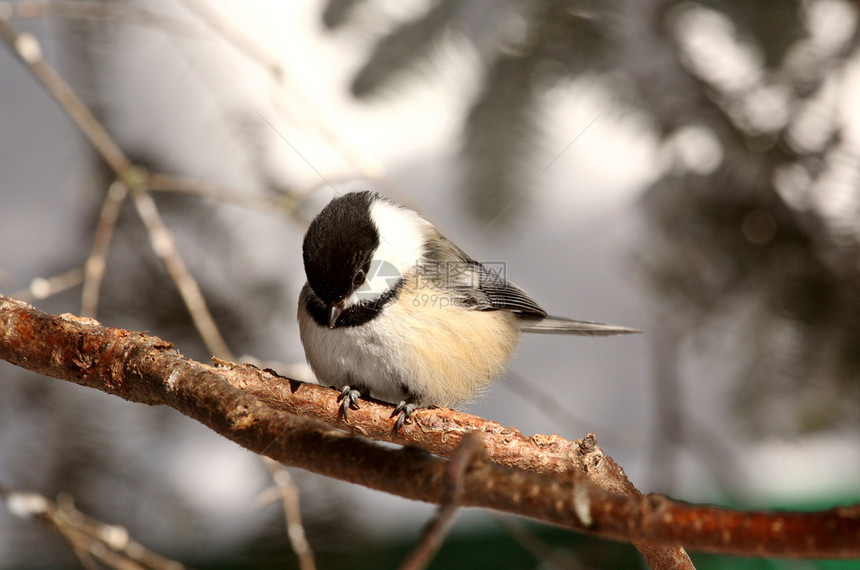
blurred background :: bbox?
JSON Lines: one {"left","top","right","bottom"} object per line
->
{"left": 2, "top": 0, "right": 860, "bottom": 568}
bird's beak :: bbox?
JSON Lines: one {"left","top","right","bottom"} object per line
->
{"left": 328, "top": 302, "right": 345, "bottom": 329}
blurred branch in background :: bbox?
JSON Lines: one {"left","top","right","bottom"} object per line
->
{"left": 81, "top": 180, "right": 126, "bottom": 318}
{"left": 0, "top": 483, "right": 186, "bottom": 570}
{"left": 260, "top": 458, "right": 316, "bottom": 570}
{"left": 489, "top": 513, "right": 585, "bottom": 570}
{"left": 0, "top": 4, "right": 324, "bottom": 564}
{"left": 399, "top": 432, "right": 483, "bottom": 570}
{"left": 145, "top": 172, "right": 314, "bottom": 222}
{"left": 648, "top": 320, "right": 684, "bottom": 494}
{"left": 0, "top": 10, "right": 235, "bottom": 358}
{"left": 12, "top": 268, "right": 84, "bottom": 303}
{"left": 497, "top": 369, "right": 755, "bottom": 503}
{"left": 4, "top": 0, "right": 194, "bottom": 34}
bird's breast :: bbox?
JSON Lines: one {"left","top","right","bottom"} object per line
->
{"left": 298, "top": 282, "right": 521, "bottom": 407}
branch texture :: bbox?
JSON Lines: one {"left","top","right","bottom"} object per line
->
{"left": 2, "top": 295, "right": 859, "bottom": 561}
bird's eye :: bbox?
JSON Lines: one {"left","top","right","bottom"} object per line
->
{"left": 353, "top": 269, "right": 366, "bottom": 287}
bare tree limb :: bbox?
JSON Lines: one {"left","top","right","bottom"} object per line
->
{"left": 219, "top": 353, "right": 691, "bottom": 570}
{"left": 225, "top": 351, "right": 689, "bottom": 570}
{"left": 2, "top": 294, "right": 860, "bottom": 562}
{"left": 219, "top": 358, "right": 617, "bottom": 476}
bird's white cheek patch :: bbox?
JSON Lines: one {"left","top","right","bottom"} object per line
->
{"left": 369, "top": 199, "right": 430, "bottom": 280}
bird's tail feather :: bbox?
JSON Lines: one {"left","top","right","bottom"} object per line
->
{"left": 519, "top": 316, "right": 641, "bottom": 336}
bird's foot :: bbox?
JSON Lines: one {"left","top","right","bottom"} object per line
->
{"left": 335, "top": 385, "right": 362, "bottom": 421}
{"left": 391, "top": 400, "right": 422, "bottom": 434}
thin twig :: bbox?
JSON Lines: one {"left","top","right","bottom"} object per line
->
{"left": 130, "top": 187, "right": 234, "bottom": 360}
{"left": 176, "top": 0, "right": 284, "bottom": 78}
{"left": 81, "top": 180, "right": 127, "bottom": 318}
{"left": 6, "top": 0, "right": 196, "bottom": 35}
{"left": 267, "top": 83, "right": 387, "bottom": 184}
{"left": 502, "top": 372, "right": 591, "bottom": 433}
{"left": 682, "top": 416, "right": 750, "bottom": 502}
{"left": 262, "top": 458, "right": 316, "bottom": 570}
{"left": 145, "top": 171, "right": 313, "bottom": 225}
{"left": 490, "top": 513, "right": 584, "bottom": 570}
{"left": 0, "top": 14, "right": 130, "bottom": 175}
{"left": 509, "top": 362, "right": 747, "bottom": 501}
{"left": 0, "top": 483, "right": 187, "bottom": 570}
{"left": 11, "top": 268, "right": 84, "bottom": 302}
{"left": 400, "top": 432, "right": 485, "bottom": 570}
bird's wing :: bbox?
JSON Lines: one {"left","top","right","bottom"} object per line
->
{"left": 470, "top": 264, "right": 547, "bottom": 317}
{"left": 423, "top": 232, "right": 547, "bottom": 318}
{"left": 422, "top": 231, "right": 639, "bottom": 333}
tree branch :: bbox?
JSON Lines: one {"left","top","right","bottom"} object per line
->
{"left": 214, "top": 355, "right": 692, "bottom": 568}
{"left": 2, "top": 294, "right": 860, "bottom": 562}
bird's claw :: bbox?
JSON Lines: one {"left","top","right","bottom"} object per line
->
{"left": 336, "top": 386, "right": 362, "bottom": 421}
{"left": 391, "top": 401, "right": 418, "bottom": 434}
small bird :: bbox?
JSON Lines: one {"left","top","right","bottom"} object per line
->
{"left": 298, "top": 191, "right": 638, "bottom": 430}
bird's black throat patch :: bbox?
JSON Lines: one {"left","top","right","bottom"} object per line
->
{"left": 304, "top": 277, "right": 405, "bottom": 328}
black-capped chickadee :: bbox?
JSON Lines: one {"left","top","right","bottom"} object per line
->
{"left": 298, "top": 191, "right": 638, "bottom": 430}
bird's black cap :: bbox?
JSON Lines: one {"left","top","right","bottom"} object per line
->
{"left": 302, "top": 191, "right": 380, "bottom": 305}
